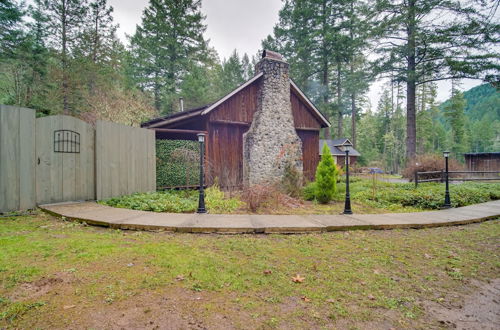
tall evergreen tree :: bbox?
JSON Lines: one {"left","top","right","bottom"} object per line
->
{"left": 219, "top": 50, "right": 245, "bottom": 94}
{"left": 444, "top": 84, "right": 467, "bottom": 157}
{"left": 129, "top": 0, "right": 207, "bottom": 114}
{"left": 45, "top": 0, "right": 88, "bottom": 113}
{"left": 269, "top": 0, "right": 371, "bottom": 140}
{"left": 0, "top": 0, "right": 24, "bottom": 58}
{"left": 373, "top": 0, "right": 499, "bottom": 161}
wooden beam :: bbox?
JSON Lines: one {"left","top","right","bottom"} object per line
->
{"left": 295, "top": 127, "right": 320, "bottom": 131}
{"left": 211, "top": 120, "right": 250, "bottom": 126}
{"left": 152, "top": 128, "right": 207, "bottom": 135}
{"left": 147, "top": 110, "right": 203, "bottom": 128}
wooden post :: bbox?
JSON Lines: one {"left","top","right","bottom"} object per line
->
{"left": 414, "top": 171, "right": 418, "bottom": 188}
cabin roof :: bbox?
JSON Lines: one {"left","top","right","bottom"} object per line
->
{"left": 141, "top": 74, "right": 330, "bottom": 129}
{"left": 319, "top": 139, "right": 361, "bottom": 156}
{"left": 464, "top": 152, "right": 500, "bottom": 157}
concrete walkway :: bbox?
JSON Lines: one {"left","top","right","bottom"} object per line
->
{"left": 39, "top": 200, "right": 500, "bottom": 234}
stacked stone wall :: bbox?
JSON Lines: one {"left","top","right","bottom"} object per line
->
{"left": 243, "top": 56, "right": 303, "bottom": 185}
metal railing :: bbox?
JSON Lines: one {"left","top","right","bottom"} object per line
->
{"left": 414, "top": 170, "right": 500, "bottom": 187}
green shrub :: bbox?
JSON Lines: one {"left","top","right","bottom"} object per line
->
{"left": 352, "top": 181, "right": 500, "bottom": 210}
{"left": 205, "top": 183, "right": 244, "bottom": 213}
{"left": 315, "top": 143, "right": 338, "bottom": 203}
{"left": 302, "top": 182, "right": 317, "bottom": 201}
{"left": 156, "top": 140, "right": 199, "bottom": 188}
{"left": 99, "top": 185, "right": 243, "bottom": 214}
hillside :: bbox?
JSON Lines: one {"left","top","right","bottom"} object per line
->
{"left": 439, "top": 83, "right": 499, "bottom": 122}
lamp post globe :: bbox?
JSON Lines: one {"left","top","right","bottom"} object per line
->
{"left": 197, "top": 133, "right": 207, "bottom": 214}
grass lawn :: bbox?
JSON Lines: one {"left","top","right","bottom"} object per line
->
{"left": 1, "top": 211, "right": 499, "bottom": 329}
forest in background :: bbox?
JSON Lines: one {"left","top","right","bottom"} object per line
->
{"left": 0, "top": 0, "right": 498, "bottom": 173}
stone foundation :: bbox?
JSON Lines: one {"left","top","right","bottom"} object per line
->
{"left": 243, "top": 52, "right": 303, "bottom": 186}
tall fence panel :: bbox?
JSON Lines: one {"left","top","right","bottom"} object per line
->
{"left": 35, "top": 115, "right": 95, "bottom": 205}
{"left": 0, "top": 106, "right": 156, "bottom": 213}
{"left": 96, "top": 121, "right": 156, "bottom": 200}
{"left": 0, "top": 105, "right": 36, "bottom": 212}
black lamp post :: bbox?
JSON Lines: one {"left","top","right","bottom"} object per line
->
{"left": 443, "top": 151, "right": 451, "bottom": 208}
{"left": 340, "top": 142, "right": 353, "bottom": 215}
{"left": 197, "top": 133, "right": 207, "bottom": 214}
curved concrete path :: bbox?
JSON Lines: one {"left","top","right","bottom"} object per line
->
{"left": 39, "top": 200, "right": 500, "bottom": 234}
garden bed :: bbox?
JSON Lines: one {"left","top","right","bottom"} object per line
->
{"left": 98, "top": 179, "right": 500, "bottom": 214}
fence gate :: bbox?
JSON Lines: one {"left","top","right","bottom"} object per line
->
{"left": 35, "top": 115, "right": 95, "bottom": 204}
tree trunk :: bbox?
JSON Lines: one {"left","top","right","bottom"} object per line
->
{"left": 62, "top": 0, "right": 69, "bottom": 114}
{"left": 351, "top": 92, "right": 356, "bottom": 147}
{"left": 349, "top": 2, "right": 355, "bottom": 147}
{"left": 405, "top": 0, "right": 417, "bottom": 160}
{"left": 336, "top": 61, "right": 343, "bottom": 137}
{"left": 154, "top": 71, "right": 161, "bottom": 111}
{"left": 321, "top": 0, "right": 330, "bottom": 139}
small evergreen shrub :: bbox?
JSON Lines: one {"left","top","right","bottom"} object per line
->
{"left": 315, "top": 144, "right": 338, "bottom": 204}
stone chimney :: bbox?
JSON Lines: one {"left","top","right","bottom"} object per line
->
{"left": 243, "top": 50, "right": 303, "bottom": 186}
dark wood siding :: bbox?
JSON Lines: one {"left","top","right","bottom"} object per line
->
{"left": 207, "top": 123, "right": 248, "bottom": 189}
{"left": 465, "top": 154, "right": 500, "bottom": 172}
{"left": 291, "top": 91, "right": 322, "bottom": 129}
{"left": 297, "top": 130, "right": 319, "bottom": 181}
{"left": 209, "top": 80, "right": 260, "bottom": 123}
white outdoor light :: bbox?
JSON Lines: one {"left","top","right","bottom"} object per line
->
{"left": 197, "top": 132, "right": 205, "bottom": 143}
{"left": 339, "top": 142, "right": 353, "bottom": 153}
{"left": 443, "top": 151, "right": 450, "bottom": 158}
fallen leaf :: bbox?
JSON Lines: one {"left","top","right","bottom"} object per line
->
{"left": 326, "top": 298, "right": 335, "bottom": 304}
{"left": 360, "top": 281, "right": 367, "bottom": 286}
{"left": 263, "top": 269, "right": 272, "bottom": 275}
{"left": 292, "top": 274, "right": 305, "bottom": 283}
{"left": 368, "top": 294, "right": 376, "bottom": 300}
{"left": 373, "top": 269, "right": 381, "bottom": 275}
{"left": 301, "top": 296, "right": 311, "bottom": 302}
{"left": 424, "top": 253, "right": 433, "bottom": 259}
{"left": 63, "top": 305, "right": 76, "bottom": 310}
{"left": 175, "top": 275, "right": 185, "bottom": 281}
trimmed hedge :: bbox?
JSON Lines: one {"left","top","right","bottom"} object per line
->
{"left": 156, "top": 140, "right": 200, "bottom": 188}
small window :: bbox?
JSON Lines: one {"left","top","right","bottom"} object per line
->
{"left": 54, "top": 130, "right": 80, "bottom": 153}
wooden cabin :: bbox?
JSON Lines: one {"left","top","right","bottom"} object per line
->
{"left": 142, "top": 50, "right": 330, "bottom": 189}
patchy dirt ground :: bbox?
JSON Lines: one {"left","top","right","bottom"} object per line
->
{"left": 423, "top": 278, "right": 500, "bottom": 330}
{"left": 1, "top": 213, "right": 499, "bottom": 329}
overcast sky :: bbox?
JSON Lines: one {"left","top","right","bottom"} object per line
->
{"left": 108, "top": 0, "right": 482, "bottom": 109}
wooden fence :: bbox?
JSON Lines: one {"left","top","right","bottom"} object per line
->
{"left": 96, "top": 121, "right": 155, "bottom": 200}
{"left": 0, "top": 106, "right": 156, "bottom": 213}
{"left": 414, "top": 170, "right": 500, "bottom": 187}
{"left": 0, "top": 105, "right": 36, "bottom": 212}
